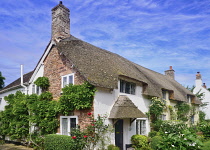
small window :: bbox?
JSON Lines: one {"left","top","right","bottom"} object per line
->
{"left": 187, "top": 95, "right": 191, "bottom": 103}
{"left": 159, "top": 114, "right": 166, "bottom": 120}
{"left": 136, "top": 120, "right": 146, "bottom": 135}
{"left": 191, "top": 115, "right": 194, "bottom": 124}
{"left": 162, "top": 90, "right": 167, "bottom": 100}
{"left": 62, "top": 74, "right": 74, "bottom": 88}
{"left": 120, "top": 80, "right": 136, "bottom": 95}
{"left": 60, "top": 116, "right": 78, "bottom": 136}
{"left": 32, "top": 84, "right": 41, "bottom": 95}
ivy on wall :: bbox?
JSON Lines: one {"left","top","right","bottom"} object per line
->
{"left": 59, "top": 82, "right": 96, "bottom": 115}
{"left": 0, "top": 77, "right": 96, "bottom": 149}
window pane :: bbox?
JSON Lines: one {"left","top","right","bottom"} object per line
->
{"left": 125, "top": 82, "right": 130, "bottom": 94}
{"left": 69, "top": 75, "right": 73, "bottom": 84}
{"left": 70, "top": 118, "right": 76, "bottom": 129}
{"left": 36, "top": 86, "right": 40, "bottom": 95}
{"left": 62, "top": 118, "right": 68, "bottom": 135}
{"left": 120, "top": 80, "right": 124, "bottom": 93}
{"left": 32, "top": 85, "right": 35, "bottom": 94}
{"left": 131, "top": 83, "right": 136, "bottom": 94}
{"left": 63, "top": 77, "right": 67, "bottom": 87}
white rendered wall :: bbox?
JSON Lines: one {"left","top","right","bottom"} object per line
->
{"left": 0, "top": 87, "right": 25, "bottom": 111}
{"left": 28, "top": 64, "right": 44, "bottom": 94}
{"left": 94, "top": 80, "right": 151, "bottom": 150}
{"left": 194, "top": 79, "right": 210, "bottom": 119}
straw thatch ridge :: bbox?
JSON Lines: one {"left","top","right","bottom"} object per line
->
{"left": 109, "top": 95, "right": 146, "bottom": 119}
{"left": 57, "top": 35, "right": 201, "bottom": 104}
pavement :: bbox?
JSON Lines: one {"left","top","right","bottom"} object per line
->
{"left": 0, "top": 144, "right": 33, "bottom": 150}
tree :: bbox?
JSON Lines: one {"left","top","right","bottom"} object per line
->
{"left": 0, "top": 71, "right": 5, "bottom": 89}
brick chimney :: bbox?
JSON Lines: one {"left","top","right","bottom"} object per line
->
{"left": 51, "top": 1, "right": 70, "bottom": 41}
{"left": 165, "top": 66, "right": 175, "bottom": 79}
{"left": 195, "top": 72, "right": 202, "bottom": 87}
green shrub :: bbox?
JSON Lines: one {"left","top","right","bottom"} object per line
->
{"left": 107, "top": 144, "right": 120, "bottom": 150}
{"left": 160, "top": 120, "right": 186, "bottom": 134}
{"left": 131, "top": 134, "right": 148, "bottom": 149}
{"left": 148, "top": 131, "right": 158, "bottom": 138}
{"left": 199, "top": 122, "right": 210, "bottom": 139}
{"left": 202, "top": 140, "right": 210, "bottom": 150}
{"left": 44, "top": 134, "right": 74, "bottom": 150}
{"left": 150, "top": 136, "right": 162, "bottom": 150}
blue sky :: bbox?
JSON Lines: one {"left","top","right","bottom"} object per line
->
{"left": 1, "top": 0, "right": 210, "bottom": 88}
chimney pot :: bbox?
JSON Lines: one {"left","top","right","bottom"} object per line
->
{"left": 196, "top": 72, "right": 201, "bottom": 79}
{"left": 170, "top": 66, "right": 173, "bottom": 70}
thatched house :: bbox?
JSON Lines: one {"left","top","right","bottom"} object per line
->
{"left": 0, "top": 2, "right": 201, "bottom": 149}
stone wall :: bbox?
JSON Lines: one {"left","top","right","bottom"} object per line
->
{"left": 43, "top": 46, "right": 94, "bottom": 130}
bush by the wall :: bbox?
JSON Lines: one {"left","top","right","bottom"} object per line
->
{"left": 44, "top": 134, "right": 74, "bottom": 150}
{"left": 107, "top": 144, "right": 120, "bottom": 150}
{"left": 131, "top": 134, "right": 148, "bottom": 149}
{"left": 150, "top": 136, "right": 162, "bottom": 150}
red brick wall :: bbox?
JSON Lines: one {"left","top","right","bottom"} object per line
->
{"left": 43, "top": 46, "right": 94, "bottom": 131}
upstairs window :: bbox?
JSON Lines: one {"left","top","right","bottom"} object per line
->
{"left": 120, "top": 80, "right": 136, "bottom": 95}
{"left": 60, "top": 116, "right": 78, "bottom": 136}
{"left": 62, "top": 73, "right": 74, "bottom": 88}
{"left": 162, "top": 90, "right": 167, "bottom": 100}
{"left": 32, "top": 84, "right": 41, "bottom": 95}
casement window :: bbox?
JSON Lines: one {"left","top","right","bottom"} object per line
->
{"left": 61, "top": 73, "right": 74, "bottom": 88}
{"left": 120, "top": 80, "right": 136, "bottom": 95}
{"left": 60, "top": 116, "right": 78, "bottom": 136}
{"left": 136, "top": 119, "right": 146, "bottom": 135}
{"left": 32, "top": 84, "right": 41, "bottom": 95}
{"left": 191, "top": 115, "right": 195, "bottom": 124}
{"left": 159, "top": 114, "right": 166, "bottom": 120}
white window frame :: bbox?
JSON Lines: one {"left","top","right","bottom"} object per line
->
{"left": 61, "top": 73, "right": 74, "bottom": 88}
{"left": 159, "top": 114, "right": 166, "bottom": 120}
{"left": 120, "top": 79, "right": 136, "bottom": 95}
{"left": 136, "top": 118, "right": 147, "bottom": 135}
{"left": 32, "top": 84, "right": 41, "bottom": 95}
{"left": 60, "top": 116, "right": 78, "bottom": 136}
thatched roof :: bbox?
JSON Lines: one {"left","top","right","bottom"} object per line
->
{"left": 57, "top": 35, "right": 201, "bottom": 104}
{"left": 109, "top": 95, "right": 146, "bottom": 119}
{"left": 0, "top": 71, "right": 34, "bottom": 93}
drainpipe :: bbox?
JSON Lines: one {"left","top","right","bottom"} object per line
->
{"left": 20, "top": 64, "right": 28, "bottom": 94}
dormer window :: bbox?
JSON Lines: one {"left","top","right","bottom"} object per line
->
{"left": 62, "top": 73, "right": 74, "bottom": 88}
{"left": 120, "top": 80, "right": 136, "bottom": 95}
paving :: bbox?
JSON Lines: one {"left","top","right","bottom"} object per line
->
{"left": 0, "top": 144, "right": 33, "bottom": 150}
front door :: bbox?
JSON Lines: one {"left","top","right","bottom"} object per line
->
{"left": 115, "top": 119, "right": 123, "bottom": 150}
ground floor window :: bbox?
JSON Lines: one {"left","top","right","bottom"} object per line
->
{"left": 136, "top": 119, "right": 146, "bottom": 135}
{"left": 60, "top": 116, "right": 78, "bottom": 136}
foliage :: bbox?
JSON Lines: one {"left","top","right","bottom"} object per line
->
{"left": 34, "top": 77, "right": 50, "bottom": 92}
{"left": 107, "top": 144, "right": 120, "bottom": 150}
{"left": 198, "top": 122, "right": 210, "bottom": 139}
{"left": 168, "top": 105, "right": 177, "bottom": 120}
{"left": 175, "top": 102, "right": 191, "bottom": 122}
{"left": 148, "top": 131, "right": 159, "bottom": 138}
{"left": 44, "top": 134, "right": 74, "bottom": 150}
{"left": 0, "top": 71, "right": 5, "bottom": 89}
{"left": 131, "top": 134, "right": 148, "bottom": 149}
{"left": 159, "top": 120, "right": 187, "bottom": 135}
{"left": 157, "top": 129, "right": 203, "bottom": 150}
{"left": 150, "top": 136, "right": 163, "bottom": 150}
{"left": 148, "top": 97, "right": 165, "bottom": 123}
{"left": 70, "top": 113, "right": 113, "bottom": 150}
{"left": 59, "top": 82, "right": 96, "bottom": 115}
{"left": 199, "top": 111, "right": 206, "bottom": 123}
{"left": 0, "top": 91, "right": 29, "bottom": 140}
{"left": 201, "top": 140, "right": 210, "bottom": 150}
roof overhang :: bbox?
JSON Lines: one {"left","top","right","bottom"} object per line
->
{"left": 109, "top": 95, "right": 146, "bottom": 119}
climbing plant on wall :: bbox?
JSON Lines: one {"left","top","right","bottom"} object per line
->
{"left": 34, "top": 77, "right": 50, "bottom": 92}
{"left": 59, "top": 81, "right": 96, "bottom": 115}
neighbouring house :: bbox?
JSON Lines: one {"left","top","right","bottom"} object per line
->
{"left": 193, "top": 72, "right": 210, "bottom": 120}
{"left": 0, "top": 2, "right": 202, "bottom": 150}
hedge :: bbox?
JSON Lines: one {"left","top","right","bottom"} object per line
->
{"left": 44, "top": 134, "right": 74, "bottom": 150}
